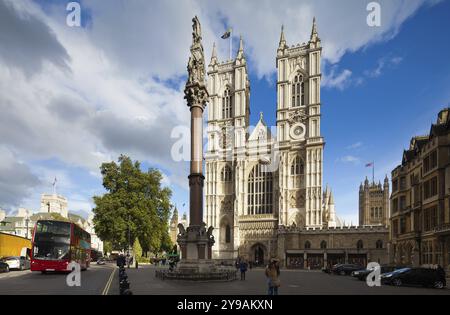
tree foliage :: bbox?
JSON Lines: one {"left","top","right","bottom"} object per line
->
{"left": 92, "top": 155, "right": 172, "bottom": 253}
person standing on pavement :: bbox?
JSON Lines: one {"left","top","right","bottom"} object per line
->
{"left": 239, "top": 260, "right": 248, "bottom": 280}
{"left": 265, "top": 259, "right": 281, "bottom": 295}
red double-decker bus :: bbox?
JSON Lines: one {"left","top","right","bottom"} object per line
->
{"left": 31, "top": 220, "right": 91, "bottom": 273}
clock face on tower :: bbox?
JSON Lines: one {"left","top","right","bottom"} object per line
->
{"left": 290, "top": 122, "right": 306, "bottom": 140}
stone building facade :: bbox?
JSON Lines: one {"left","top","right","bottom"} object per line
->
{"left": 40, "top": 194, "right": 68, "bottom": 218}
{"left": 204, "top": 20, "right": 340, "bottom": 263}
{"left": 390, "top": 108, "right": 450, "bottom": 271}
{"left": 201, "top": 19, "right": 389, "bottom": 267}
{"left": 359, "top": 177, "right": 390, "bottom": 226}
{"left": 278, "top": 225, "right": 389, "bottom": 269}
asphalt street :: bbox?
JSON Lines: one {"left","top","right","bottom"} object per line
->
{"left": 1, "top": 264, "right": 449, "bottom": 295}
{"left": 0, "top": 263, "right": 115, "bottom": 295}
{"left": 112, "top": 265, "right": 450, "bottom": 295}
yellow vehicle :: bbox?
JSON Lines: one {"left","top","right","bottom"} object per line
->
{"left": 0, "top": 232, "right": 31, "bottom": 259}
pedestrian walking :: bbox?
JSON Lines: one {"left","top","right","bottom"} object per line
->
{"left": 240, "top": 260, "right": 248, "bottom": 280}
{"left": 265, "top": 258, "right": 281, "bottom": 295}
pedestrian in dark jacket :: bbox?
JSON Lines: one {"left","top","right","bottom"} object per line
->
{"left": 240, "top": 261, "right": 248, "bottom": 280}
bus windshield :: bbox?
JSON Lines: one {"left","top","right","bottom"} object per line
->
{"left": 33, "top": 221, "right": 71, "bottom": 260}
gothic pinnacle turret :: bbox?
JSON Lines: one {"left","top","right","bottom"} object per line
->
{"left": 328, "top": 190, "right": 334, "bottom": 205}
{"left": 364, "top": 176, "right": 369, "bottom": 188}
{"left": 171, "top": 206, "right": 179, "bottom": 225}
{"left": 236, "top": 35, "right": 245, "bottom": 61}
{"left": 310, "top": 17, "right": 320, "bottom": 42}
{"left": 209, "top": 42, "right": 218, "bottom": 66}
{"left": 278, "top": 25, "right": 287, "bottom": 53}
{"left": 384, "top": 175, "right": 389, "bottom": 187}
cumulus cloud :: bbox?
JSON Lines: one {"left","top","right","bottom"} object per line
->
{"left": 0, "top": 0, "right": 440, "bottom": 210}
{"left": 364, "top": 55, "right": 404, "bottom": 78}
{"left": 346, "top": 142, "right": 363, "bottom": 150}
{"left": 339, "top": 155, "right": 361, "bottom": 165}
{"left": 322, "top": 67, "right": 353, "bottom": 90}
{"left": 0, "top": 147, "right": 41, "bottom": 211}
{"left": 0, "top": 0, "right": 69, "bottom": 75}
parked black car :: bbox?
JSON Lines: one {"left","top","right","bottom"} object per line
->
{"left": 351, "top": 265, "right": 405, "bottom": 281}
{"left": 332, "top": 264, "right": 364, "bottom": 275}
{"left": 381, "top": 267, "right": 446, "bottom": 289}
{"left": 0, "top": 261, "right": 9, "bottom": 273}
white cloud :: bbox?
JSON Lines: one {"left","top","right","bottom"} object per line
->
{"left": 0, "top": 146, "right": 40, "bottom": 211}
{"left": 364, "top": 55, "right": 404, "bottom": 78}
{"left": 322, "top": 68, "right": 353, "bottom": 90}
{"left": 346, "top": 142, "right": 363, "bottom": 150}
{"left": 0, "top": 0, "right": 440, "bottom": 211}
{"left": 339, "top": 155, "right": 361, "bottom": 165}
{"left": 197, "top": 0, "right": 437, "bottom": 79}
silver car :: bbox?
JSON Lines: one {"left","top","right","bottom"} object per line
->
{"left": 2, "top": 256, "right": 30, "bottom": 271}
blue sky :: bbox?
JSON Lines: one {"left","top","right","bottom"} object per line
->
{"left": 1, "top": 0, "right": 449, "bottom": 225}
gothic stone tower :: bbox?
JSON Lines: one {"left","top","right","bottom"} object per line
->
{"left": 359, "top": 176, "right": 390, "bottom": 226}
{"left": 205, "top": 37, "right": 250, "bottom": 260}
{"left": 205, "top": 19, "right": 332, "bottom": 262}
{"left": 276, "top": 19, "right": 325, "bottom": 228}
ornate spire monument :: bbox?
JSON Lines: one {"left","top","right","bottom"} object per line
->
{"left": 173, "top": 16, "right": 218, "bottom": 275}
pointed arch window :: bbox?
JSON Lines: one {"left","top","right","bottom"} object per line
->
{"left": 247, "top": 164, "right": 273, "bottom": 215}
{"left": 225, "top": 224, "right": 231, "bottom": 243}
{"left": 304, "top": 241, "right": 311, "bottom": 249}
{"left": 221, "top": 165, "right": 232, "bottom": 182}
{"left": 291, "top": 74, "right": 305, "bottom": 107}
{"left": 290, "top": 156, "right": 305, "bottom": 176}
{"left": 222, "top": 87, "right": 232, "bottom": 119}
{"left": 320, "top": 240, "right": 327, "bottom": 249}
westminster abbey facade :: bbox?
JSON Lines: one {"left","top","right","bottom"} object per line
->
{"left": 203, "top": 19, "right": 351, "bottom": 265}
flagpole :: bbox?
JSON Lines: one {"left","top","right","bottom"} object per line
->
{"left": 229, "top": 29, "right": 232, "bottom": 60}
{"left": 372, "top": 162, "right": 375, "bottom": 184}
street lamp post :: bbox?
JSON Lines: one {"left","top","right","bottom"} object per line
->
{"left": 25, "top": 218, "right": 29, "bottom": 239}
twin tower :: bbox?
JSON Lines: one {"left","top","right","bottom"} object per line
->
{"left": 204, "top": 19, "right": 336, "bottom": 260}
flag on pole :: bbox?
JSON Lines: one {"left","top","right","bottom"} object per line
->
{"left": 52, "top": 177, "right": 57, "bottom": 186}
{"left": 221, "top": 28, "right": 232, "bottom": 39}
{"left": 366, "top": 162, "right": 375, "bottom": 184}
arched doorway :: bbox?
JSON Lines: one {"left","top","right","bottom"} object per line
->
{"left": 250, "top": 244, "right": 266, "bottom": 266}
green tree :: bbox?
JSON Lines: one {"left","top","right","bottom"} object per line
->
{"left": 103, "top": 241, "right": 113, "bottom": 255}
{"left": 133, "top": 238, "right": 142, "bottom": 258}
{"left": 92, "top": 155, "right": 172, "bottom": 253}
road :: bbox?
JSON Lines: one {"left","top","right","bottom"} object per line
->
{"left": 0, "top": 263, "right": 115, "bottom": 295}
{"left": 1, "top": 264, "right": 449, "bottom": 295}
{"left": 112, "top": 265, "right": 450, "bottom": 295}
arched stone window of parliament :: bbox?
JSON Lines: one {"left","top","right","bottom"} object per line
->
{"left": 291, "top": 74, "right": 305, "bottom": 107}
{"left": 320, "top": 240, "right": 327, "bottom": 249}
{"left": 247, "top": 164, "right": 273, "bottom": 215}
